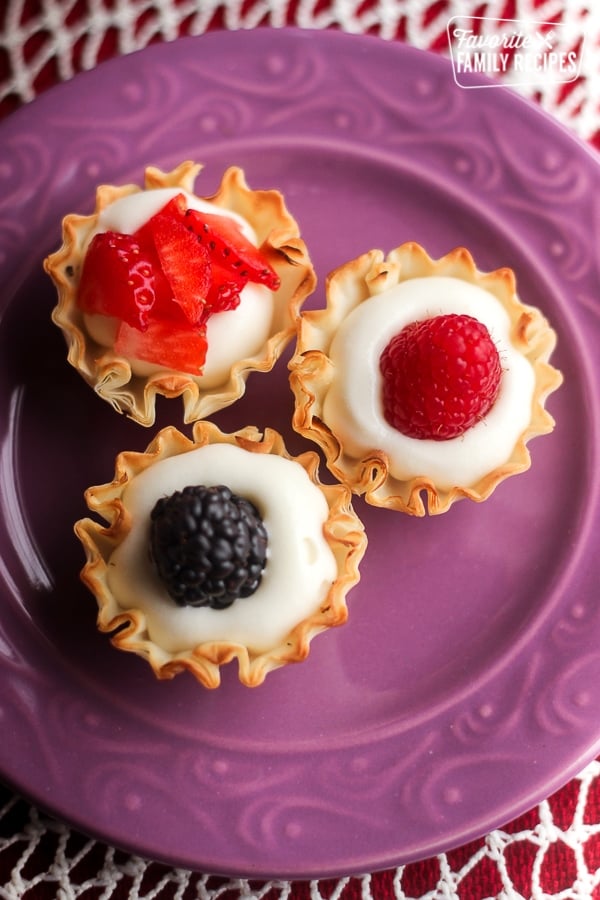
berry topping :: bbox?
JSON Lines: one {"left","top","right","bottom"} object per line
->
{"left": 76, "top": 193, "right": 280, "bottom": 375}
{"left": 115, "top": 318, "right": 208, "bottom": 374}
{"left": 142, "top": 207, "right": 212, "bottom": 327}
{"left": 149, "top": 484, "right": 268, "bottom": 609}
{"left": 78, "top": 232, "right": 161, "bottom": 330}
{"left": 204, "top": 259, "right": 246, "bottom": 314}
{"left": 184, "top": 208, "right": 281, "bottom": 291}
{"left": 379, "top": 313, "right": 502, "bottom": 441}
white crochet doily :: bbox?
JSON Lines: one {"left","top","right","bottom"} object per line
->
{"left": 1, "top": 759, "right": 599, "bottom": 898}
{"left": 0, "top": 0, "right": 599, "bottom": 142}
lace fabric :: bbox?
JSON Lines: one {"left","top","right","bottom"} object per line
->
{"left": 1, "top": 760, "right": 599, "bottom": 897}
{"left": 0, "top": 1, "right": 599, "bottom": 898}
{"left": 1, "top": 0, "right": 599, "bottom": 145}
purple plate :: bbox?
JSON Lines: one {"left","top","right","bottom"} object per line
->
{"left": 0, "top": 28, "right": 599, "bottom": 880}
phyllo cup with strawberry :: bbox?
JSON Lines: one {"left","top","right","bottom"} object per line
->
{"left": 44, "top": 161, "right": 316, "bottom": 426}
{"left": 289, "top": 242, "right": 563, "bottom": 516}
{"left": 74, "top": 422, "right": 367, "bottom": 688}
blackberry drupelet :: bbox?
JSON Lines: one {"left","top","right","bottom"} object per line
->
{"left": 149, "top": 484, "right": 268, "bottom": 609}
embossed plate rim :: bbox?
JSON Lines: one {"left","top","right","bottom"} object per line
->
{"left": 0, "top": 28, "right": 599, "bottom": 879}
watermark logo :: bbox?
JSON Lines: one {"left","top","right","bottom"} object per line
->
{"left": 447, "top": 17, "right": 583, "bottom": 88}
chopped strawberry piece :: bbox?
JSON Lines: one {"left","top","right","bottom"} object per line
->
{"left": 144, "top": 264, "right": 189, "bottom": 324}
{"left": 380, "top": 314, "right": 502, "bottom": 440}
{"left": 115, "top": 318, "right": 208, "bottom": 374}
{"left": 138, "top": 208, "right": 212, "bottom": 327}
{"left": 184, "top": 208, "right": 281, "bottom": 290}
{"left": 78, "top": 231, "right": 161, "bottom": 330}
{"left": 77, "top": 192, "right": 275, "bottom": 375}
{"left": 205, "top": 260, "right": 247, "bottom": 314}
{"left": 134, "top": 194, "right": 186, "bottom": 248}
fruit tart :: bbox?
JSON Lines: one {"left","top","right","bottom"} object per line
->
{"left": 44, "top": 161, "right": 316, "bottom": 426}
{"left": 75, "top": 422, "right": 367, "bottom": 688}
{"left": 289, "top": 242, "right": 563, "bottom": 516}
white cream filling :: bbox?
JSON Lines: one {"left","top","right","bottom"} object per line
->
{"left": 84, "top": 188, "right": 274, "bottom": 384}
{"left": 98, "top": 188, "right": 256, "bottom": 242}
{"left": 322, "top": 276, "right": 535, "bottom": 490}
{"left": 107, "top": 444, "right": 338, "bottom": 654}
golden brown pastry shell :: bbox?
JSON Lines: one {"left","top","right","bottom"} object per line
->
{"left": 75, "top": 422, "right": 367, "bottom": 688}
{"left": 289, "top": 242, "right": 563, "bottom": 516}
{"left": 45, "top": 162, "right": 316, "bottom": 426}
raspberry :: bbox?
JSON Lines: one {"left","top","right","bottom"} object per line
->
{"left": 379, "top": 314, "right": 502, "bottom": 441}
{"left": 149, "top": 484, "right": 268, "bottom": 609}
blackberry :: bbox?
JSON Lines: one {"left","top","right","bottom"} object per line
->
{"left": 149, "top": 484, "right": 268, "bottom": 609}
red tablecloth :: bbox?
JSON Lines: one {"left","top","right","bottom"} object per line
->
{"left": 0, "top": 1, "right": 599, "bottom": 898}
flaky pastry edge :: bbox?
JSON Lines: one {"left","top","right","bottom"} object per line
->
{"left": 74, "top": 422, "right": 367, "bottom": 688}
{"left": 289, "top": 242, "right": 563, "bottom": 516}
{"left": 44, "top": 161, "right": 317, "bottom": 426}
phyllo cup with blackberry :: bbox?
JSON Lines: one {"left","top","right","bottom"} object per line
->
{"left": 289, "top": 242, "right": 563, "bottom": 515}
{"left": 75, "top": 422, "right": 367, "bottom": 687}
{"left": 44, "top": 161, "right": 316, "bottom": 426}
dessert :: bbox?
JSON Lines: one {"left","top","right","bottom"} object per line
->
{"left": 44, "top": 161, "right": 316, "bottom": 426}
{"left": 75, "top": 423, "right": 367, "bottom": 688}
{"left": 289, "top": 242, "right": 563, "bottom": 516}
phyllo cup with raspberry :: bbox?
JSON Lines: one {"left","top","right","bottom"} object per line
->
{"left": 289, "top": 242, "right": 563, "bottom": 516}
{"left": 74, "top": 422, "right": 367, "bottom": 688}
{"left": 44, "top": 161, "right": 316, "bottom": 426}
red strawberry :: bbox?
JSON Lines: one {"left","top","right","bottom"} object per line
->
{"left": 77, "top": 193, "right": 277, "bottom": 376}
{"left": 137, "top": 206, "right": 212, "bottom": 327}
{"left": 115, "top": 318, "right": 207, "bottom": 374}
{"left": 78, "top": 231, "right": 161, "bottom": 330}
{"left": 184, "top": 208, "right": 281, "bottom": 290}
{"left": 205, "top": 260, "right": 246, "bottom": 314}
{"left": 379, "top": 314, "right": 502, "bottom": 440}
